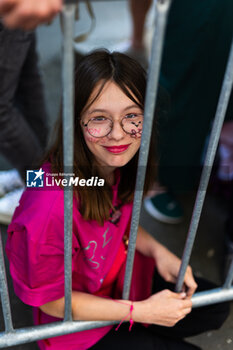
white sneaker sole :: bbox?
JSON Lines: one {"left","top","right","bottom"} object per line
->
{"left": 144, "top": 199, "right": 183, "bottom": 224}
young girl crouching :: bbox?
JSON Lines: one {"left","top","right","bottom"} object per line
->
{"left": 6, "top": 50, "right": 229, "bottom": 350}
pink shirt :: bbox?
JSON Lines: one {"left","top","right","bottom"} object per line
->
{"left": 6, "top": 163, "right": 154, "bottom": 349}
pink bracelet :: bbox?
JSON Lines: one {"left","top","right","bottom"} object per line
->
{"left": 114, "top": 300, "right": 134, "bottom": 332}
{"left": 101, "top": 296, "right": 134, "bottom": 331}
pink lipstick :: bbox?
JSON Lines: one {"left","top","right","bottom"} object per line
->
{"left": 103, "top": 144, "right": 131, "bottom": 153}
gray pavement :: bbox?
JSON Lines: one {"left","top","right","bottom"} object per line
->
{"left": 0, "top": 1, "right": 232, "bottom": 349}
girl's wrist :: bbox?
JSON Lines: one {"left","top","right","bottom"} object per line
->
{"left": 114, "top": 300, "right": 134, "bottom": 331}
{"left": 132, "top": 300, "right": 148, "bottom": 324}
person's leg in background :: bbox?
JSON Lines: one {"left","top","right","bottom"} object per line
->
{"left": 116, "top": 0, "right": 152, "bottom": 68}
{"left": 145, "top": 0, "right": 233, "bottom": 223}
{"left": 0, "top": 24, "right": 48, "bottom": 224}
{"left": 129, "top": 0, "right": 152, "bottom": 51}
{"left": 0, "top": 26, "right": 48, "bottom": 177}
{"left": 16, "top": 31, "right": 48, "bottom": 158}
{"left": 158, "top": 0, "right": 233, "bottom": 194}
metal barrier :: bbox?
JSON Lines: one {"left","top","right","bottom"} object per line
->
{"left": 0, "top": 0, "right": 233, "bottom": 347}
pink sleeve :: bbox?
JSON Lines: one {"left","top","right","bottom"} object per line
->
{"left": 6, "top": 216, "right": 80, "bottom": 307}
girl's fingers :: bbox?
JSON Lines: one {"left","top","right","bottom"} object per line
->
{"left": 183, "top": 268, "right": 198, "bottom": 297}
{"left": 0, "top": 0, "right": 17, "bottom": 14}
{"left": 182, "top": 307, "right": 192, "bottom": 318}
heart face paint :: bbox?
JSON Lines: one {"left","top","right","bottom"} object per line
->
{"left": 130, "top": 128, "right": 142, "bottom": 139}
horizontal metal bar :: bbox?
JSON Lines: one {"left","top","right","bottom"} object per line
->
{"left": 175, "top": 33, "right": 233, "bottom": 292}
{"left": 0, "top": 320, "right": 118, "bottom": 348}
{"left": 0, "top": 232, "right": 14, "bottom": 332}
{"left": 192, "top": 287, "right": 233, "bottom": 308}
{"left": 1, "top": 286, "right": 232, "bottom": 348}
{"left": 122, "top": 0, "right": 172, "bottom": 300}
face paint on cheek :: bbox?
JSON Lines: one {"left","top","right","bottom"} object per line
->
{"left": 85, "top": 135, "right": 100, "bottom": 143}
{"left": 82, "top": 127, "right": 100, "bottom": 143}
{"left": 88, "top": 127, "right": 102, "bottom": 136}
{"left": 130, "top": 129, "right": 142, "bottom": 139}
{"left": 84, "top": 132, "right": 109, "bottom": 144}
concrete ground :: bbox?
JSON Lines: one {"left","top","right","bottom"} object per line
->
{"left": 0, "top": 1, "right": 232, "bottom": 349}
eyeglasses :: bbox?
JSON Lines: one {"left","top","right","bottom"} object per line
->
{"left": 82, "top": 113, "right": 143, "bottom": 138}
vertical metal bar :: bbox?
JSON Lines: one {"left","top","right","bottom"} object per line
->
{"left": 62, "top": 4, "right": 75, "bottom": 321}
{"left": 223, "top": 259, "right": 233, "bottom": 289}
{"left": 122, "top": 0, "right": 172, "bottom": 300}
{"left": 0, "top": 232, "right": 14, "bottom": 332}
{"left": 175, "top": 36, "right": 233, "bottom": 292}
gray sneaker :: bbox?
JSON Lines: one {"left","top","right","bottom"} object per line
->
{"left": 0, "top": 188, "right": 24, "bottom": 225}
{"left": 0, "top": 169, "right": 24, "bottom": 197}
{"left": 144, "top": 192, "right": 184, "bottom": 224}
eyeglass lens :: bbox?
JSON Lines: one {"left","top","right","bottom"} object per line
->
{"left": 86, "top": 114, "right": 143, "bottom": 138}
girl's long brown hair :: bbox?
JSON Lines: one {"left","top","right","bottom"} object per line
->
{"left": 46, "top": 50, "right": 157, "bottom": 225}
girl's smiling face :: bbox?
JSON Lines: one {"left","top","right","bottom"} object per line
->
{"left": 81, "top": 80, "right": 143, "bottom": 176}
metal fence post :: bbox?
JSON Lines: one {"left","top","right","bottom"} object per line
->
{"left": 123, "top": 0, "right": 172, "bottom": 300}
{"left": 0, "top": 232, "right": 13, "bottom": 333}
{"left": 175, "top": 35, "right": 233, "bottom": 292}
{"left": 62, "top": 2, "right": 76, "bottom": 322}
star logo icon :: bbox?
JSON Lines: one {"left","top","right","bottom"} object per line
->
{"left": 26, "top": 168, "right": 45, "bottom": 188}
{"left": 33, "top": 168, "right": 45, "bottom": 181}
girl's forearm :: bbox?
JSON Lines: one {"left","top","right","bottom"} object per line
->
{"left": 136, "top": 225, "right": 166, "bottom": 260}
{"left": 39, "top": 289, "right": 193, "bottom": 328}
{"left": 40, "top": 291, "right": 138, "bottom": 322}
{"left": 72, "top": 292, "right": 133, "bottom": 322}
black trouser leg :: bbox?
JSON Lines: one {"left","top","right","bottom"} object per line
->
{"left": 90, "top": 323, "right": 202, "bottom": 350}
{"left": 0, "top": 25, "right": 48, "bottom": 179}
